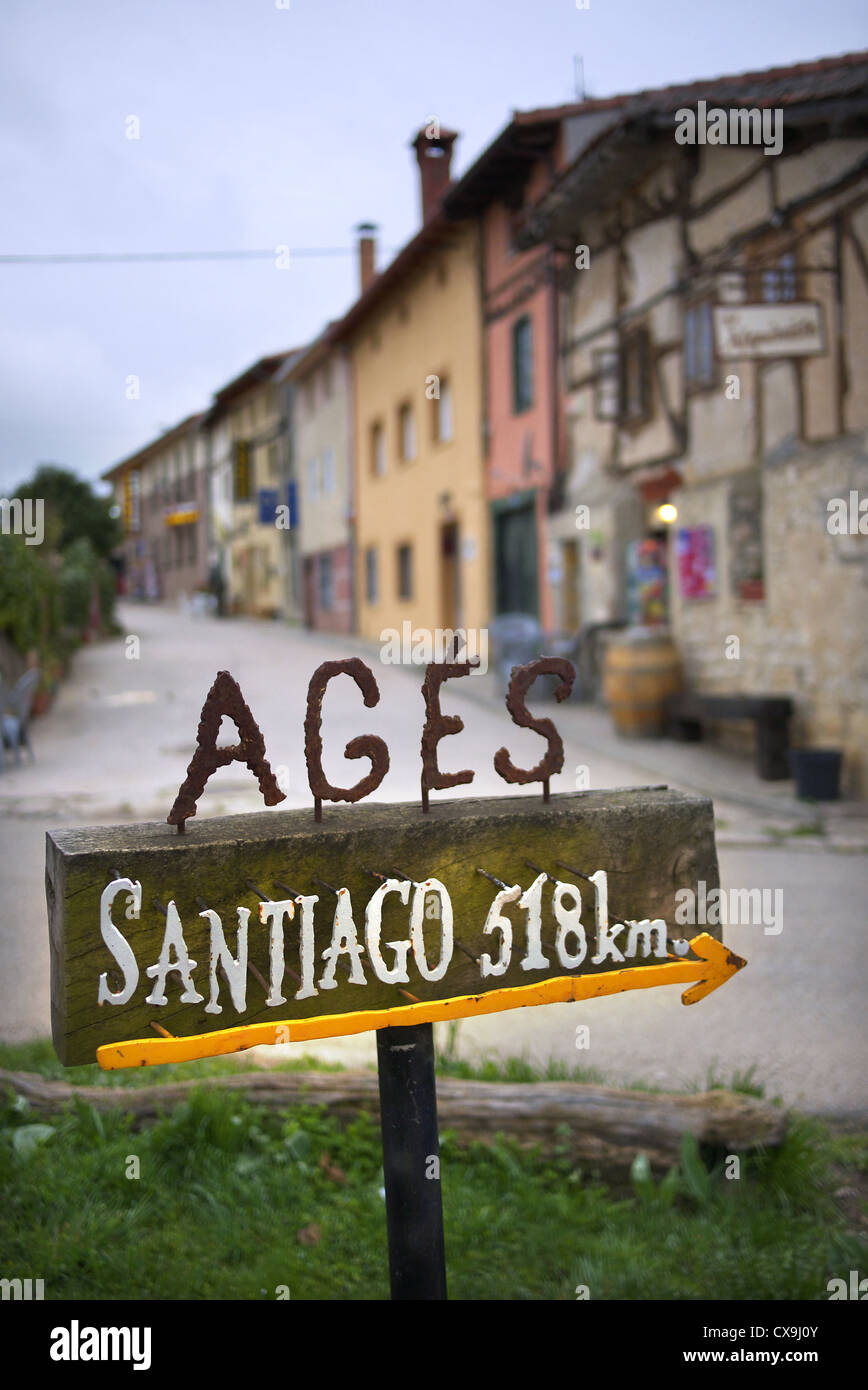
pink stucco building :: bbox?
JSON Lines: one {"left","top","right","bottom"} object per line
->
{"left": 444, "top": 98, "right": 626, "bottom": 630}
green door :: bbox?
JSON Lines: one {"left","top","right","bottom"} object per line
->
{"left": 493, "top": 494, "right": 539, "bottom": 616}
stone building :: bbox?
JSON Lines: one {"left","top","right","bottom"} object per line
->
{"left": 102, "top": 411, "right": 209, "bottom": 604}
{"left": 521, "top": 51, "right": 868, "bottom": 792}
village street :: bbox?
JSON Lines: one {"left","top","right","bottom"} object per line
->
{"left": 0, "top": 602, "right": 865, "bottom": 1117}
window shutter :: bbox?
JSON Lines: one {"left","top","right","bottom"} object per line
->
{"left": 234, "top": 440, "right": 251, "bottom": 501}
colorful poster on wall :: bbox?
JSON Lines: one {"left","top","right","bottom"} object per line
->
{"left": 676, "top": 526, "right": 716, "bottom": 599}
{"left": 626, "top": 538, "right": 669, "bottom": 625}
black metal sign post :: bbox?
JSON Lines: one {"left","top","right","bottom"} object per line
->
{"left": 376, "top": 1021, "right": 447, "bottom": 1300}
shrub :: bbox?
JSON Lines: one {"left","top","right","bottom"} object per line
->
{"left": 0, "top": 533, "right": 56, "bottom": 659}
{"left": 58, "top": 537, "right": 99, "bottom": 633}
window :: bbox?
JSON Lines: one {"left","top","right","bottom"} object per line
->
{"left": 762, "top": 252, "right": 798, "bottom": 303}
{"left": 318, "top": 553, "right": 334, "bottom": 611}
{"left": 371, "top": 421, "right": 385, "bottom": 476}
{"left": 321, "top": 446, "right": 335, "bottom": 496}
{"left": 365, "top": 547, "right": 378, "bottom": 603}
{"left": 592, "top": 349, "right": 620, "bottom": 420}
{"left": 175, "top": 526, "right": 184, "bottom": 567}
{"left": 397, "top": 543, "right": 413, "bottom": 601}
{"left": 267, "top": 443, "right": 279, "bottom": 479}
{"left": 234, "top": 440, "right": 252, "bottom": 501}
{"left": 434, "top": 378, "right": 453, "bottom": 443}
{"left": 186, "top": 523, "right": 197, "bottom": 567}
{"left": 744, "top": 239, "right": 799, "bottom": 302}
{"left": 307, "top": 457, "right": 318, "bottom": 500}
{"left": 128, "top": 469, "right": 141, "bottom": 532}
{"left": 619, "top": 328, "right": 652, "bottom": 424}
{"left": 398, "top": 403, "right": 416, "bottom": 462}
{"left": 512, "top": 315, "right": 533, "bottom": 413}
{"left": 684, "top": 301, "right": 716, "bottom": 390}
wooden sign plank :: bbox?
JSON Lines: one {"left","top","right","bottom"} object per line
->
{"left": 47, "top": 788, "right": 721, "bottom": 1066}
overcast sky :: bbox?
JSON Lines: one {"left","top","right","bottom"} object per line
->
{"left": 1, "top": 0, "right": 865, "bottom": 493}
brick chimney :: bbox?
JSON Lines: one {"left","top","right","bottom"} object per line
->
{"left": 410, "top": 126, "right": 458, "bottom": 223}
{"left": 355, "top": 222, "right": 377, "bottom": 294}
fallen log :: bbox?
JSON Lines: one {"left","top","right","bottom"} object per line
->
{"left": 0, "top": 1068, "right": 787, "bottom": 1179}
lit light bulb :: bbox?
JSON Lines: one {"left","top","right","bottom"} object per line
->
{"left": 655, "top": 503, "right": 678, "bottom": 524}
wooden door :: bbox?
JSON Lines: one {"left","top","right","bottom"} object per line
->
{"left": 440, "top": 522, "right": 460, "bottom": 630}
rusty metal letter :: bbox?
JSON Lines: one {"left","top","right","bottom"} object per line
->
{"left": 494, "top": 658, "right": 575, "bottom": 788}
{"left": 168, "top": 670, "right": 286, "bottom": 829}
{"left": 420, "top": 658, "right": 478, "bottom": 811}
{"left": 305, "top": 659, "right": 389, "bottom": 818}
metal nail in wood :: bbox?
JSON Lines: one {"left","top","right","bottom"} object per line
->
{"left": 475, "top": 866, "right": 511, "bottom": 891}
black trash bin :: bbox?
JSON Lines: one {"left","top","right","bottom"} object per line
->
{"left": 790, "top": 748, "right": 843, "bottom": 801}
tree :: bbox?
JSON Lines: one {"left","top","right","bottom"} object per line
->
{"left": 14, "top": 465, "right": 121, "bottom": 559}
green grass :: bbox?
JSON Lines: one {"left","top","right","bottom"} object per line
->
{"left": 0, "top": 1038, "right": 645, "bottom": 1093}
{"left": 763, "top": 820, "right": 826, "bottom": 840}
{"left": 0, "top": 1038, "right": 349, "bottom": 1088}
{"left": 434, "top": 1051, "right": 608, "bottom": 1085}
{"left": 702, "top": 1063, "right": 767, "bottom": 1099}
{"left": 1, "top": 1062, "right": 865, "bottom": 1300}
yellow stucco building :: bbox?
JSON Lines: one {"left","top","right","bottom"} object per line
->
{"left": 333, "top": 129, "right": 489, "bottom": 647}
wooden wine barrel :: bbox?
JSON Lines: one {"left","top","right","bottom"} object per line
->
{"left": 602, "top": 627, "right": 682, "bottom": 737}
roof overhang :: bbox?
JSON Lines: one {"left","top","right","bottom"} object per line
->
{"left": 329, "top": 217, "right": 460, "bottom": 342}
{"left": 101, "top": 412, "right": 205, "bottom": 481}
{"left": 517, "top": 78, "right": 868, "bottom": 249}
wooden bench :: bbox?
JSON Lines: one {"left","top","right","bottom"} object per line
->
{"left": 666, "top": 693, "right": 794, "bottom": 781}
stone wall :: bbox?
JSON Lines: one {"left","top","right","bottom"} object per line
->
{"left": 670, "top": 431, "right": 868, "bottom": 794}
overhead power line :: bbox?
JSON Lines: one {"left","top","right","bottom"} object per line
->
{"left": 0, "top": 247, "right": 368, "bottom": 265}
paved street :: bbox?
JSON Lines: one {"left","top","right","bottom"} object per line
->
{"left": 1, "top": 602, "right": 865, "bottom": 1117}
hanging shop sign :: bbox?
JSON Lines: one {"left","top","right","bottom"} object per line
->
{"left": 713, "top": 302, "right": 825, "bottom": 358}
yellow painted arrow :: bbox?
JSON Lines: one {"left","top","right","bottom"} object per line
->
{"left": 96, "top": 933, "right": 746, "bottom": 1070}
